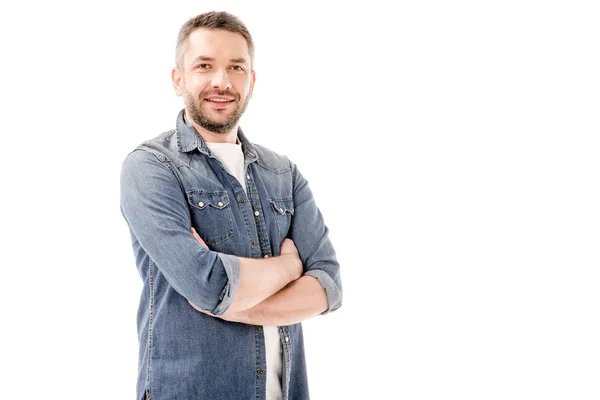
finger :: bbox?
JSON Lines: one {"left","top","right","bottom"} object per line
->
{"left": 280, "top": 238, "right": 297, "bottom": 252}
{"left": 188, "top": 301, "right": 214, "bottom": 315}
{"left": 190, "top": 227, "right": 207, "bottom": 247}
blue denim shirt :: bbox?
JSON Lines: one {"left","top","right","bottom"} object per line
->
{"left": 120, "top": 110, "right": 342, "bottom": 400}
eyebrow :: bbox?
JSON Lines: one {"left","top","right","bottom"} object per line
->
{"left": 191, "top": 56, "right": 248, "bottom": 64}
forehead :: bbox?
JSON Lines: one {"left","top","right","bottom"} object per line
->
{"left": 183, "top": 28, "right": 250, "bottom": 65}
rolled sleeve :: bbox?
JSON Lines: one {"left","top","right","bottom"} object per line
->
{"left": 212, "top": 253, "right": 241, "bottom": 315}
{"left": 120, "top": 149, "right": 239, "bottom": 315}
{"left": 304, "top": 269, "right": 342, "bottom": 314}
{"left": 290, "top": 161, "right": 343, "bottom": 314}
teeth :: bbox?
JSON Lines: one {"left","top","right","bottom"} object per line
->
{"left": 207, "top": 98, "right": 231, "bottom": 102}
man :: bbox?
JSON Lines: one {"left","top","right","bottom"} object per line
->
{"left": 120, "top": 11, "right": 342, "bottom": 400}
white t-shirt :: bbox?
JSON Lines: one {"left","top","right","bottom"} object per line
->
{"left": 205, "top": 140, "right": 283, "bottom": 400}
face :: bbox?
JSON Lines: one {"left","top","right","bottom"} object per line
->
{"left": 173, "top": 28, "right": 255, "bottom": 134}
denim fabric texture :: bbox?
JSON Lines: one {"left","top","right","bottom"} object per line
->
{"left": 120, "top": 110, "right": 342, "bottom": 400}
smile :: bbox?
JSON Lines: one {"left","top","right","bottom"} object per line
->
{"left": 204, "top": 95, "right": 235, "bottom": 103}
{"left": 205, "top": 98, "right": 234, "bottom": 103}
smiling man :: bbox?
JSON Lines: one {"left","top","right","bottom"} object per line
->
{"left": 176, "top": 26, "right": 254, "bottom": 137}
{"left": 120, "top": 11, "right": 342, "bottom": 400}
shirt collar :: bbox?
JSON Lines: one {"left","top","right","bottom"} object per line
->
{"left": 175, "top": 109, "right": 258, "bottom": 163}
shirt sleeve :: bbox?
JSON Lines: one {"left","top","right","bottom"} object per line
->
{"left": 120, "top": 148, "right": 240, "bottom": 315}
{"left": 290, "top": 161, "right": 343, "bottom": 314}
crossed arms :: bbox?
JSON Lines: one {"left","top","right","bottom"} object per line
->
{"left": 120, "top": 149, "right": 342, "bottom": 326}
{"left": 189, "top": 228, "right": 328, "bottom": 326}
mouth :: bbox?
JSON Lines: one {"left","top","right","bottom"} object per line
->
{"left": 204, "top": 95, "right": 235, "bottom": 107}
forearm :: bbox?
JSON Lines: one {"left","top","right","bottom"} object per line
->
{"left": 224, "top": 254, "right": 299, "bottom": 313}
{"left": 227, "top": 276, "right": 328, "bottom": 326}
{"left": 122, "top": 151, "right": 244, "bottom": 315}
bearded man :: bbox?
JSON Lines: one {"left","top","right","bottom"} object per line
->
{"left": 119, "top": 11, "right": 342, "bottom": 400}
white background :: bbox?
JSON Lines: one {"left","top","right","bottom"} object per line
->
{"left": 1, "top": 1, "right": 599, "bottom": 399}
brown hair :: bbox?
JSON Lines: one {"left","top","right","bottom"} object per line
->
{"left": 175, "top": 11, "right": 254, "bottom": 70}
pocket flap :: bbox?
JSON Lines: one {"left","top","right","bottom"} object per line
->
{"left": 187, "top": 190, "right": 230, "bottom": 210}
{"left": 269, "top": 198, "right": 294, "bottom": 215}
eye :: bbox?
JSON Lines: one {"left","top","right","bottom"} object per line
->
{"left": 195, "top": 64, "right": 211, "bottom": 70}
{"left": 231, "top": 65, "right": 244, "bottom": 71}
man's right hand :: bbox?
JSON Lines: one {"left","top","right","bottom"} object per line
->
{"left": 280, "top": 238, "right": 303, "bottom": 281}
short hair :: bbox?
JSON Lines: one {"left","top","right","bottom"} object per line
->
{"left": 175, "top": 11, "right": 254, "bottom": 70}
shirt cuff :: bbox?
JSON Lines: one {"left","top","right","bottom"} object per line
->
{"left": 212, "top": 253, "right": 241, "bottom": 315}
{"left": 303, "top": 269, "right": 342, "bottom": 315}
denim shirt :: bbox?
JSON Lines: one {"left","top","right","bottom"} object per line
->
{"left": 120, "top": 110, "right": 342, "bottom": 400}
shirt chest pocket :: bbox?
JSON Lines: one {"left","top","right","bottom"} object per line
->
{"left": 186, "top": 190, "right": 235, "bottom": 246}
{"left": 269, "top": 198, "right": 294, "bottom": 242}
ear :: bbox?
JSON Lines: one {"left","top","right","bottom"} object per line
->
{"left": 248, "top": 70, "right": 256, "bottom": 97}
{"left": 172, "top": 67, "right": 183, "bottom": 96}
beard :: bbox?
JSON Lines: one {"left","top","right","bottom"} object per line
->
{"left": 183, "top": 88, "right": 251, "bottom": 134}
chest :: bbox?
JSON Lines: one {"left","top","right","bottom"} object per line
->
{"left": 177, "top": 154, "right": 295, "bottom": 256}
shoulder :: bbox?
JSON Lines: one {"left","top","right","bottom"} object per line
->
{"left": 121, "top": 129, "right": 181, "bottom": 177}
{"left": 123, "top": 129, "right": 179, "bottom": 164}
{"left": 138, "top": 129, "right": 178, "bottom": 159}
{"left": 252, "top": 142, "right": 293, "bottom": 174}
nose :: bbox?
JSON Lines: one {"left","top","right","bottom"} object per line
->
{"left": 210, "top": 68, "right": 232, "bottom": 90}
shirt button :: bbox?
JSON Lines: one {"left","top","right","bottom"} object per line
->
{"left": 246, "top": 174, "right": 250, "bottom": 179}
{"left": 217, "top": 201, "right": 224, "bottom": 207}
{"left": 263, "top": 255, "right": 269, "bottom": 258}
{"left": 255, "top": 327, "right": 261, "bottom": 332}
{"left": 258, "top": 370, "right": 264, "bottom": 376}
{"left": 285, "top": 336, "right": 289, "bottom": 342}
{"left": 198, "top": 202, "right": 204, "bottom": 207}
{"left": 240, "top": 199, "right": 245, "bottom": 204}
{"left": 254, "top": 210, "right": 260, "bottom": 216}
{"left": 279, "top": 207, "right": 284, "bottom": 213}
{"left": 250, "top": 240, "right": 256, "bottom": 246}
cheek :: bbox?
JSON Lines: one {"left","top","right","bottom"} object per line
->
{"left": 185, "top": 75, "right": 210, "bottom": 95}
{"left": 234, "top": 80, "right": 252, "bottom": 98}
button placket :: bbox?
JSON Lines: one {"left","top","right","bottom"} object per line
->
{"left": 245, "top": 167, "right": 272, "bottom": 258}
{"left": 279, "top": 326, "right": 292, "bottom": 397}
